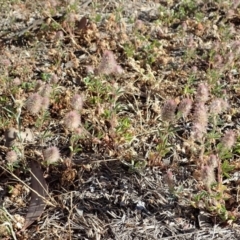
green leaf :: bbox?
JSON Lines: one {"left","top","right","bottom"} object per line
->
{"left": 222, "top": 160, "right": 234, "bottom": 178}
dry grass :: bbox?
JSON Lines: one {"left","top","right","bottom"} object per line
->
{"left": 0, "top": 0, "right": 240, "bottom": 239}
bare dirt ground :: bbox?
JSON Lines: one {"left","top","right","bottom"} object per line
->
{"left": 1, "top": 0, "right": 240, "bottom": 239}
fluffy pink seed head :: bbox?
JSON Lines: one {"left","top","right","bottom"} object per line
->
{"left": 50, "top": 73, "right": 59, "bottom": 84}
{"left": 231, "top": 40, "right": 240, "bottom": 53}
{"left": 191, "top": 66, "right": 198, "bottom": 73}
{"left": 196, "top": 83, "right": 209, "bottom": 103}
{"left": 85, "top": 65, "right": 95, "bottom": 75}
{"left": 41, "top": 97, "right": 50, "bottom": 111}
{"left": 191, "top": 102, "right": 208, "bottom": 140}
{"left": 6, "top": 150, "right": 18, "bottom": 164}
{"left": 12, "top": 77, "right": 21, "bottom": 86}
{"left": 191, "top": 122, "right": 206, "bottom": 140}
{"left": 96, "top": 50, "right": 119, "bottom": 75}
{"left": 63, "top": 110, "right": 81, "bottom": 130}
{"left": 161, "top": 99, "right": 177, "bottom": 122}
{"left": 212, "top": 54, "right": 223, "bottom": 68}
{"left": 209, "top": 98, "right": 228, "bottom": 115}
{"left": 0, "top": 58, "right": 11, "bottom": 67}
{"left": 114, "top": 65, "right": 124, "bottom": 75}
{"left": 135, "top": 20, "right": 146, "bottom": 32}
{"left": 34, "top": 80, "right": 44, "bottom": 91}
{"left": 207, "top": 154, "right": 219, "bottom": 169}
{"left": 71, "top": 94, "right": 83, "bottom": 111}
{"left": 26, "top": 93, "right": 42, "bottom": 115}
{"left": 201, "top": 165, "right": 216, "bottom": 189}
{"left": 74, "top": 127, "right": 84, "bottom": 136}
{"left": 54, "top": 31, "right": 64, "bottom": 41}
{"left": 40, "top": 84, "right": 52, "bottom": 98}
{"left": 43, "top": 146, "right": 60, "bottom": 164}
{"left": 221, "top": 130, "right": 236, "bottom": 150}
{"left": 233, "top": 0, "right": 240, "bottom": 9}
{"left": 193, "top": 102, "right": 208, "bottom": 127}
{"left": 177, "top": 98, "right": 192, "bottom": 118}
{"left": 165, "top": 169, "right": 174, "bottom": 190}
{"left": 226, "top": 52, "right": 234, "bottom": 65}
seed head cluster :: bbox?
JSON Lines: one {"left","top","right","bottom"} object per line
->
{"left": 43, "top": 146, "right": 60, "bottom": 164}
{"left": 195, "top": 83, "right": 209, "bottom": 103}
{"left": 26, "top": 92, "right": 50, "bottom": 114}
{"left": 63, "top": 110, "right": 81, "bottom": 130}
{"left": 161, "top": 99, "right": 177, "bottom": 122}
{"left": 6, "top": 150, "right": 18, "bottom": 164}
{"left": 177, "top": 98, "right": 192, "bottom": 118}
{"left": 201, "top": 164, "right": 216, "bottom": 189}
{"left": 26, "top": 93, "right": 43, "bottom": 115}
{"left": 71, "top": 94, "right": 83, "bottom": 111}
{"left": 209, "top": 98, "right": 228, "bottom": 115}
{"left": 221, "top": 130, "right": 236, "bottom": 150}
{"left": 96, "top": 50, "right": 124, "bottom": 75}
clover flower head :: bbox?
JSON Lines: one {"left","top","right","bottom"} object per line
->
{"left": 191, "top": 122, "right": 206, "bottom": 140}
{"left": 43, "top": 146, "right": 60, "bottom": 164}
{"left": 207, "top": 154, "right": 219, "bottom": 169}
{"left": 96, "top": 50, "right": 123, "bottom": 75}
{"left": 193, "top": 102, "right": 208, "bottom": 127}
{"left": 177, "top": 98, "right": 192, "bottom": 118}
{"left": 221, "top": 130, "right": 236, "bottom": 150}
{"left": 40, "top": 84, "right": 52, "bottom": 98}
{"left": 71, "top": 94, "right": 83, "bottom": 111}
{"left": 209, "top": 98, "right": 228, "bottom": 115}
{"left": 196, "top": 83, "right": 209, "bottom": 103}
{"left": 50, "top": 73, "right": 59, "bottom": 84}
{"left": 63, "top": 110, "right": 81, "bottom": 130}
{"left": 26, "top": 93, "right": 42, "bottom": 115}
{"left": 201, "top": 164, "right": 216, "bottom": 189}
{"left": 41, "top": 97, "right": 50, "bottom": 111}
{"left": 161, "top": 99, "right": 177, "bottom": 122}
{"left": 6, "top": 150, "right": 18, "bottom": 164}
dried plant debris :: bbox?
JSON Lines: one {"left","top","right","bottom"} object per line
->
{"left": 1, "top": 0, "right": 240, "bottom": 239}
{"left": 23, "top": 161, "right": 47, "bottom": 230}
